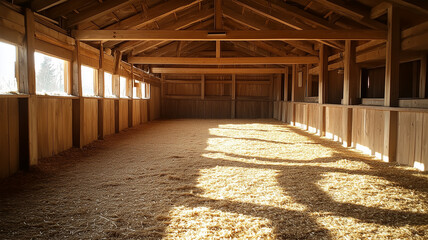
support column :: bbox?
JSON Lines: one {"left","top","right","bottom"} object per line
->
{"left": 24, "top": 8, "right": 38, "bottom": 167}
{"left": 383, "top": 6, "right": 400, "bottom": 162}
{"left": 318, "top": 44, "right": 329, "bottom": 136}
{"left": 128, "top": 64, "right": 134, "bottom": 128}
{"left": 113, "top": 51, "right": 121, "bottom": 133}
{"left": 98, "top": 43, "right": 105, "bottom": 140}
{"left": 420, "top": 54, "right": 427, "bottom": 98}
{"left": 290, "top": 64, "right": 297, "bottom": 125}
{"left": 72, "top": 39, "right": 84, "bottom": 148}
{"left": 342, "top": 40, "right": 358, "bottom": 147}
{"left": 231, "top": 74, "right": 236, "bottom": 118}
{"left": 306, "top": 64, "right": 312, "bottom": 97}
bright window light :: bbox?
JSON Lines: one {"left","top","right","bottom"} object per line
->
{"left": 120, "top": 76, "right": 127, "bottom": 98}
{"left": 104, "top": 72, "right": 114, "bottom": 97}
{"left": 141, "top": 83, "right": 146, "bottom": 98}
{"left": 35, "top": 52, "right": 68, "bottom": 95}
{"left": 81, "top": 65, "right": 97, "bottom": 96}
{"left": 0, "top": 41, "right": 18, "bottom": 93}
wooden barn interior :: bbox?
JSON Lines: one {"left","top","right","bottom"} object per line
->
{"left": 0, "top": 0, "right": 428, "bottom": 239}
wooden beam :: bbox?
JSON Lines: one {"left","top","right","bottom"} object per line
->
{"left": 151, "top": 67, "right": 288, "bottom": 74}
{"left": 31, "top": 0, "right": 67, "bottom": 12}
{"left": 131, "top": 19, "right": 214, "bottom": 56}
{"left": 312, "top": 0, "right": 386, "bottom": 30}
{"left": 115, "top": 8, "right": 214, "bottom": 53}
{"left": 371, "top": 2, "right": 391, "bottom": 19}
{"left": 223, "top": 7, "right": 318, "bottom": 55}
{"left": 104, "top": 0, "right": 201, "bottom": 30}
{"left": 215, "top": 0, "right": 223, "bottom": 30}
{"left": 74, "top": 29, "right": 387, "bottom": 41}
{"left": 129, "top": 56, "right": 319, "bottom": 65}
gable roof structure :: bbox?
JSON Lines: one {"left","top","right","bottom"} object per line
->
{"left": 4, "top": 0, "right": 428, "bottom": 75}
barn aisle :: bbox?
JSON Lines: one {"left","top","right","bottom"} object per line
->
{"left": 0, "top": 119, "right": 427, "bottom": 239}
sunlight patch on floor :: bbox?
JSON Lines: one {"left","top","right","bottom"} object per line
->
{"left": 164, "top": 206, "right": 274, "bottom": 239}
{"left": 196, "top": 166, "right": 307, "bottom": 211}
{"left": 317, "top": 172, "right": 428, "bottom": 212}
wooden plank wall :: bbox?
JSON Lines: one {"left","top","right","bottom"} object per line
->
{"left": 397, "top": 112, "right": 428, "bottom": 170}
{"left": 0, "top": 98, "right": 20, "bottom": 178}
{"left": 119, "top": 99, "right": 129, "bottom": 131}
{"left": 162, "top": 74, "right": 272, "bottom": 119}
{"left": 103, "top": 99, "right": 116, "bottom": 136}
{"left": 36, "top": 97, "right": 73, "bottom": 159}
{"left": 150, "top": 86, "right": 161, "bottom": 121}
{"left": 325, "top": 106, "right": 344, "bottom": 142}
{"left": 82, "top": 98, "right": 98, "bottom": 146}
{"left": 352, "top": 108, "right": 385, "bottom": 159}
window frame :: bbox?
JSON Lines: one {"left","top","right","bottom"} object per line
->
{"left": 0, "top": 40, "right": 19, "bottom": 94}
{"left": 34, "top": 51, "right": 71, "bottom": 96}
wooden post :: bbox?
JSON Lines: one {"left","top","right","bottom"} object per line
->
{"left": 113, "top": 51, "right": 121, "bottom": 133}
{"left": 318, "top": 44, "right": 329, "bottom": 136}
{"left": 128, "top": 64, "right": 134, "bottom": 128}
{"left": 342, "top": 40, "right": 358, "bottom": 147}
{"left": 306, "top": 64, "right": 312, "bottom": 97}
{"left": 284, "top": 66, "right": 289, "bottom": 101}
{"left": 24, "top": 8, "right": 38, "bottom": 166}
{"left": 231, "top": 74, "right": 236, "bottom": 118}
{"left": 420, "top": 54, "right": 427, "bottom": 98}
{"left": 383, "top": 6, "right": 400, "bottom": 162}
{"left": 201, "top": 74, "right": 205, "bottom": 100}
{"left": 72, "top": 39, "right": 84, "bottom": 148}
{"left": 160, "top": 74, "right": 165, "bottom": 117}
{"left": 291, "top": 64, "right": 297, "bottom": 125}
{"left": 98, "top": 43, "right": 105, "bottom": 140}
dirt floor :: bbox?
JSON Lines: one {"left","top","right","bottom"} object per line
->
{"left": 0, "top": 119, "right": 428, "bottom": 240}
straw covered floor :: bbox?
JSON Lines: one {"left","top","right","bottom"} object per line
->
{"left": 0, "top": 119, "right": 427, "bottom": 239}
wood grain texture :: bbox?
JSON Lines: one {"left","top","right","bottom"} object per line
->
{"left": 103, "top": 99, "right": 116, "bottom": 136}
{"left": 36, "top": 97, "right": 73, "bottom": 160}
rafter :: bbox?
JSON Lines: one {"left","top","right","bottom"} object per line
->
{"left": 230, "top": 0, "right": 344, "bottom": 49}
{"left": 103, "top": 0, "right": 202, "bottom": 30}
{"left": 128, "top": 56, "right": 319, "bottom": 65}
{"left": 131, "top": 19, "right": 214, "bottom": 56}
{"left": 66, "top": 0, "right": 137, "bottom": 27}
{"left": 31, "top": 0, "right": 67, "bottom": 12}
{"left": 114, "top": 7, "right": 214, "bottom": 53}
{"left": 223, "top": 7, "right": 318, "bottom": 55}
{"left": 312, "top": 0, "right": 386, "bottom": 30}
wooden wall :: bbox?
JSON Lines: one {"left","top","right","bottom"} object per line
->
{"left": 103, "top": 99, "right": 116, "bottom": 136}
{"left": 36, "top": 97, "right": 73, "bottom": 159}
{"left": 82, "top": 98, "right": 98, "bottom": 146}
{"left": 162, "top": 74, "right": 273, "bottom": 119}
{"left": 0, "top": 98, "right": 20, "bottom": 179}
{"left": 119, "top": 99, "right": 129, "bottom": 131}
{"left": 284, "top": 100, "right": 428, "bottom": 171}
{"left": 397, "top": 111, "right": 428, "bottom": 169}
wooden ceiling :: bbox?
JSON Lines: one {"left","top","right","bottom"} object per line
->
{"left": 7, "top": 0, "right": 428, "bottom": 72}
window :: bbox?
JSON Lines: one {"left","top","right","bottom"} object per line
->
{"left": 0, "top": 41, "right": 18, "bottom": 93}
{"left": 104, "top": 72, "right": 114, "bottom": 97}
{"left": 141, "top": 82, "right": 146, "bottom": 98}
{"left": 133, "top": 80, "right": 138, "bottom": 98}
{"left": 35, "top": 52, "right": 69, "bottom": 95}
{"left": 81, "top": 65, "right": 97, "bottom": 96}
{"left": 120, "top": 76, "right": 127, "bottom": 98}
{"left": 142, "top": 83, "right": 150, "bottom": 99}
